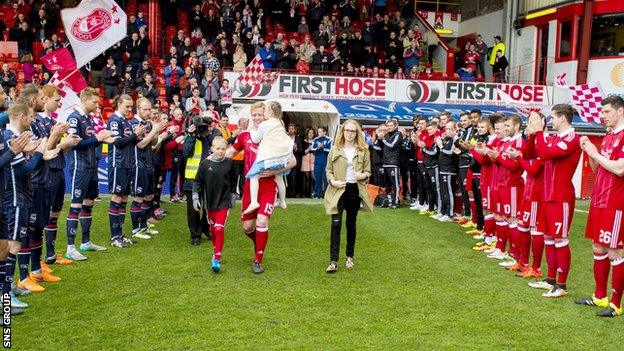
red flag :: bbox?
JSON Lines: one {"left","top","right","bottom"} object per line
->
{"left": 42, "top": 47, "right": 87, "bottom": 92}
{"left": 41, "top": 47, "right": 76, "bottom": 72}
{"left": 434, "top": 12, "right": 444, "bottom": 28}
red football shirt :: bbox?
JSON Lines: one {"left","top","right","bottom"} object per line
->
{"left": 494, "top": 134, "right": 526, "bottom": 188}
{"left": 471, "top": 134, "right": 499, "bottom": 187}
{"left": 519, "top": 157, "right": 544, "bottom": 201}
{"left": 535, "top": 129, "right": 581, "bottom": 203}
{"left": 232, "top": 131, "right": 258, "bottom": 175}
{"left": 590, "top": 125, "right": 624, "bottom": 210}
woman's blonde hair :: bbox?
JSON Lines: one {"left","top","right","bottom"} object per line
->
{"left": 334, "top": 119, "right": 367, "bottom": 150}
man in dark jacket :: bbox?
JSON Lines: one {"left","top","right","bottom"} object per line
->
{"left": 136, "top": 73, "right": 159, "bottom": 104}
{"left": 311, "top": 45, "right": 332, "bottom": 72}
{"left": 0, "top": 63, "right": 17, "bottom": 94}
{"left": 375, "top": 118, "right": 403, "bottom": 208}
{"left": 103, "top": 57, "right": 120, "bottom": 99}
{"left": 183, "top": 113, "right": 222, "bottom": 245}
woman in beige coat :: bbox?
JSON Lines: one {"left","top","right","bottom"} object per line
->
{"left": 324, "top": 119, "right": 373, "bottom": 273}
{"left": 232, "top": 45, "right": 247, "bottom": 72}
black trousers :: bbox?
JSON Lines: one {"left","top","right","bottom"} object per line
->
{"left": 330, "top": 183, "right": 361, "bottom": 262}
{"left": 417, "top": 162, "right": 430, "bottom": 206}
{"left": 371, "top": 163, "right": 385, "bottom": 187}
{"left": 440, "top": 173, "right": 457, "bottom": 217}
{"left": 383, "top": 165, "right": 400, "bottom": 206}
{"left": 472, "top": 176, "right": 485, "bottom": 230}
{"left": 408, "top": 160, "right": 419, "bottom": 202}
{"left": 185, "top": 190, "right": 209, "bottom": 240}
{"left": 458, "top": 167, "right": 471, "bottom": 216}
{"left": 286, "top": 165, "right": 300, "bottom": 197}
{"left": 426, "top": 166, "right": 441, "bottom": 212}
{"left": 302, "top": 171, "right": 314, "bottom": 197}
{"left": 400, "top": 162, "right": 410, "bottom": 198}
{"left": 230, "top": 160, "right": 244, "bottom": 195}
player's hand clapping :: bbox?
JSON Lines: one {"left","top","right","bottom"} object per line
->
{"left": 9, "top": 132, "right": 31, "bottom": 154}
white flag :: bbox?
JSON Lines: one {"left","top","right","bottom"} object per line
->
{"left": 61, "top": 0, "right": 127, "bottom": 68}
{"left": 49, "top": 73, "right": 84, "bottom": 123}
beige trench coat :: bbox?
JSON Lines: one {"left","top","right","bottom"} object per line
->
{"left": 323, "top": 146, "right": 374, "bottom": 215}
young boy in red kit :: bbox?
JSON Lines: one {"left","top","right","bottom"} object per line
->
{"left": 192, "top": 137, "right": 234, "bottom": 273}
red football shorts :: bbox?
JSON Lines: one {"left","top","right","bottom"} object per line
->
{"left": 241, "top": 177, "right": 277, "bottom": 221}
{"left": 496, "top": 186, "right": 523, "bottom": 217}
{"left": 543, "top": 201, "right": 574, "bottom": 238}
{"left": 465, "top": 169, "right": 474, "bottom": 192}
{"left": 518, "top": 200, "right": 546, "bottom": 234}
{"left": 207, "top": 208, "right": 229, "bottom": 228}
{"left": 483, "top": 185, "right": 495, "bottom": 212}
{"left": 585, "top": 207, "right": 624, "bottom": 249}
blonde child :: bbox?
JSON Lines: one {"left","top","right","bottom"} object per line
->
{"left": 244, "top": 101, "right": 293, "bottom": 214}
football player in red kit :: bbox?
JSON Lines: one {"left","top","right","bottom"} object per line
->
{"left": 526, "top": 106, "right": 581, "bottom": 298}
{"left": 226, "top": 102, "right": 295, "bottom": 274}
{"left": 485, "top": 115, "right": 526, "bottom": 267}
{"left": 577, "top": 95, "right": 624, "bottom": 317}
{"left": 470, "top": 114, "right": 504, "bottom": 251}
{"left": 506, "top": 119, "right": 546, "bottom": 279}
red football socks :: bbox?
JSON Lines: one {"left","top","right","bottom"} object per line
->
{"left": 593, "top": 252, "right": 610, "bottom": 299}
{"left": 544, "top": 237, "right": 558, "bottom": 281}
{"left": 610, "top": 258, "right": 624, "bottom": 308}
{"left": 254, "top": 225, "right": 269, "bottom": 263}
{"left": 212, "top": 225, "right": 224, "bottom": 260}
{"left": 555, "top": 241, "right": 572, "bottom": 285}
{"left": 530, "top": 234, "right": 545, "bottom": 272}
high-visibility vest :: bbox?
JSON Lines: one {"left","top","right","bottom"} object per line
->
{"left": 185, "top": 140, "right": 203, "bottom": 180}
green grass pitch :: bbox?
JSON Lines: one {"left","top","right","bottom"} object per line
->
{"left": 10, "top": 198, "right": 623, "bottom": 350}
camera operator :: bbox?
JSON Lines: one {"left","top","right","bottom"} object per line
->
{"left": 183, "top": 112, "right": 222, "bottom": 245}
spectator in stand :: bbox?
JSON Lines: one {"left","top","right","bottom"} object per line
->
{"left": 202, "top": 69, "right": 220, "bottom": 107}
{"left": 403, "top": 41, "right": 422, "bottom": 73}
{"left": 163, "top": 108, "right": 185, "bottom": 202}
{"left": 164, "top": 57, "right": 184, "bottom": 103}
{"left": 179, "top": 67, "right": 193, "bottom": 97}
{"left": 489, "top": 35, "right": 506, "bottom": 69}
{"left": 127, "top": 15, "right": 138, "bottom": 34}
{"left": 408, "top": 65, "right": 420, "bottom": 79}
{"left": 233, "top": 45, "right": 247, "bottom": 72}
{"left": 386, "top": 31, "right": 402, "bottom": 59}
{"left": 474, "top": 35, "right": 487, "bottom": 77}
{"left": 385, "top": 55, "right": 400, "bottom": 75}
{"left": 90, "top": 53, "right": 107, "bottom": 88}
{"left": 10, "top": 21, "right": 34, "bottom": 59}
{"left": 136, "top": 11, "right": 147, "bottom": 30}
{"left": 50, "top": 33, "right": 63, "bottom": 50}
{"left": 169, "top": 93, "right": 182, "bottom": 113}
{"left": 179, "top": 37, "right": 194, "bottom": 61}
{"left": 464, "top": 43, "right": 480, "bottom": 74}
{"left": 126, "top": 32, "right": 145, "bottom": 74}
{"left": 21, "top": 54, "right": 36, "bottom": 84}
{"left": 313, "top": 23, "right": 330, "bottom": 48}
{"left": 330, "top": 48, "right": 345, "bottom": 72}
{"left": 312, "top": 45, "right": 332, "bottom": 72}
{"left": 419, "top": 63, "right": 442, "bottom": 80}
{"left": 185, "top": 87, "right": 207, "bottom": 115}
{"left": 394, "top": 68, "right": 406, "bottom": 79}
{"left": 299, "top": 36, "right": 317, "bottom": 63}
{"left": 0, "top": 63, "right": 17, "bottom": 94}
{"left": 190, "top": 5, "right": 205, "bottom": 32}
{"left": 183, "top": 77, "right": 203, "bottom": 103}
{"left": 34, "top": 8, "right": 53, "bottom": 41}
{"left": 219, "top": 79, "right": 233, "bottom": 113}
{"left": 196, "top": 37, "right": 211, "bottom": 64}
{"left": 298, "top": 17, "right": 309, "bottom": 33}
{"left": 103, "top": 57, "right": 120, "bottom": 99}
{"left": 119, "top": 66, "right": 135, "bottom": 95}
{"left": 204, "top": 49, "right": 222, "bottom": 76}
{"left": 275, "top": 42, "right": 295, "bottom": 70}
{"left": 166, "top": 46, "right": 183, "bottom": 67}
{"left": 492, "top": 49, "right": 509, "bottom": 83}
{"left": 296, "top": 56, "right": 310, "bottom": 74}
{"left": 259, "top": 41, "right": 276, "bottom": 69}
{"left": 135, "top": 60, "right": 154, "bottom": 88}
{"left": 423, "top": 29, "right": 438, "bottom": 65}
{"left": 107, "top": 41, "right": 125, "bottom": 72}
{"left": 171, "top": 29, "right": 185, "bottom": 49}
{"left": 136, "top": 73, "right": 158, "bottom": 105}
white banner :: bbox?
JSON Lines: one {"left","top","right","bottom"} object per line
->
{"left": 61, "top": 0, "right": 127, "bottom": 68}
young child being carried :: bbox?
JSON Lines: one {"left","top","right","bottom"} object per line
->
{"left": 244, "top": 100, "right": 294, "bottom": 215}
